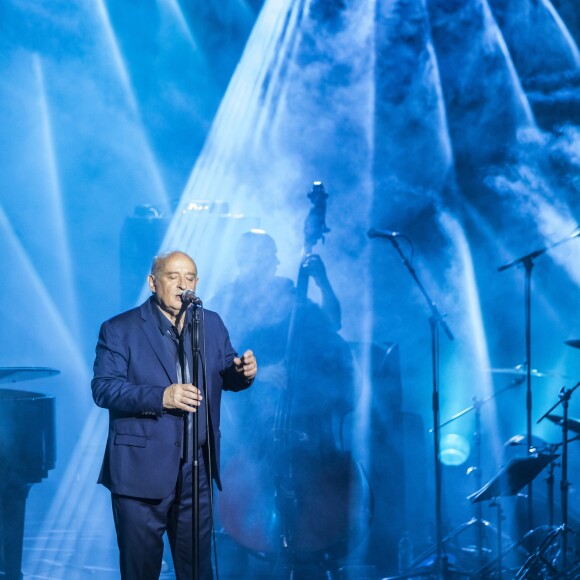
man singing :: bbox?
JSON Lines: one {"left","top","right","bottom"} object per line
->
{"left": 92, "top": 250, "right": 257, "bottom": 579}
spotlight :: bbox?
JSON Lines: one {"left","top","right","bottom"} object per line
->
{"left": 440, "top": 433, "right": 470, "bottom": 466}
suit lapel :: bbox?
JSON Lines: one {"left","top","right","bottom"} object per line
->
{"left": 139, "top": 299, "right": 177, "bottom": 384}
{"left": 199, "top": 312, "right": 213, "bottom": 398}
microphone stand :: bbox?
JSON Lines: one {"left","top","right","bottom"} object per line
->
{"left": 385, "top": 235, "right": 454, "bottom": 578}
{"left": 184, "top": 303, "right": 201, "bottom": 579}
{"left": 498, "top": 227, "right": 580, "bottom": 533}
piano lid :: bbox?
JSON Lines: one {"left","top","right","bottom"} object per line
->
{"left": 0, "top": 367, "right": 60, "bottom": 384}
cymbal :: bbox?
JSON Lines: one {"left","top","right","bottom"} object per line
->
{"left": 504, "top": 434, "right": 547, "bottom": 451}
{"left": 0, "top": 367, "right": 60, "bottom": 384}
{"left": 565, "top": 339, "right": 580, "bottom": 349}
{"left": 546, "top": 414, "right": 580, "bottom": 435}
{"left": 489, "top": 364, "right": 564, "bottom": 378}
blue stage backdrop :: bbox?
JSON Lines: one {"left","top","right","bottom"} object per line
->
{"left": 0, "top": 0, "right": 579, "bottom": 578}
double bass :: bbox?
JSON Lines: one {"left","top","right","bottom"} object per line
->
{"left": 218, "top": 182, "right": 372, "bottom": 572}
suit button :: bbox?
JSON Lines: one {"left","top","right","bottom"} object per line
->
{"left": 175, "top": 442, "right": 181, "bottom": 447}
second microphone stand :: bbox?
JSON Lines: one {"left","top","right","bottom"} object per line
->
{"left": 386, "top": 235, "right": 455, "bottom": 578}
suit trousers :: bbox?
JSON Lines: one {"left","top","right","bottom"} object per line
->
{"left": 111, "top": 448, "right": 213, "bottom": 579}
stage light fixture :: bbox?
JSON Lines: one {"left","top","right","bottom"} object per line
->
{"left": 440, "top": 433, "right": 470, "bottom": 466}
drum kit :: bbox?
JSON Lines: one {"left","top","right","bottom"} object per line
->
{"left": 395, "top": 341, "right": 580, "bottom": 580}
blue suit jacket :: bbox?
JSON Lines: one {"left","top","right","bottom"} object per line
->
{"left": 92, "top": 297, "right": 250, "bottom": 499}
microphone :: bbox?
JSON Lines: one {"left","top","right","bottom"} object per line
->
{"left": 181, "top": 289, "right": 202, "bottom": 306}
{"left": 367, "top": 228, "right": 401, "bottom": 239}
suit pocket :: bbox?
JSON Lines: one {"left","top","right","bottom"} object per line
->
{"left": 114, "top": 434, "right": 147, "bottom": 447}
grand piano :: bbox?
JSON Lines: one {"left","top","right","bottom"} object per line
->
{"left": 0, "top": 368, "right": 57, "bottom": 580}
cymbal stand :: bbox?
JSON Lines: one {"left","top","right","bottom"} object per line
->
{"left": 473, "top": 397, "right": 486, "bottom": 568}
{"left": 489, "top": 497, "right": 504, "bottom": 580}
{"left": 498, "top": 227, "right": 580, "bottom": 533}
{"left": 559, "top": 387, "right": 572, "bottom": 569}
{"left": 386, "top": 520, "right": 482, "bottom": 580}
{"left": 475, "top": 521, "right": 535, "bottom": 579}
{"left": 469, "top": 451, "right": 560, "bottom": 579}
{"left": 544, "top": 445, "right": 559, "bottom": 528}
{"left": 514, "top": 383, "right": 580, "bottom": 578}
{"left": 533, "top": 381, "right": 580, "bottom": 574}
{"left": 384, "top": 234, "right": 454, "bottom": 579}
{"left": 498, "top": 255, "right": 535, "bottom": 533}
{"left": 514, "top": 526, "right": 561, "bottom": 579}
{"left": 431, "top": 379, "right": 523, "bottom": 571}
{"left": 438, "top": 395, "right": 491, "bottom": 570}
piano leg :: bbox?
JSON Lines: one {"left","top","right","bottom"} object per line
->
{"left": 0, "top": 483, "right": 30, "bottom": 580}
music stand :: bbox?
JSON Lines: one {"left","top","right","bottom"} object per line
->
{"left": 469, "top": 454, "right": 559, "bottom": 579}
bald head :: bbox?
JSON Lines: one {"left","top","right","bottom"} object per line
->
{"left": 235, "top": 230, "right": 279, "bottom": 280}
{"left": 235, "top": 230, "right": 277, "bottom": 263}
{"left": 148, "top": 251, "right": 198, "bottom": 324}
{"left": 150, "top": 251, "right": 196, "bottom": 279}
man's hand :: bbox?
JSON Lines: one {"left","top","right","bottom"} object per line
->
{"left": 163, "top": 383, "right": 203, "bottom": 413}
{"left": 233, "top": 349, "right": 257, "bottom": 382}
{"left": 302, "top": 254, "right": 342, "bottom": 330}
{"left": 303, "top": 254, "right": 329, "bottom": 288}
